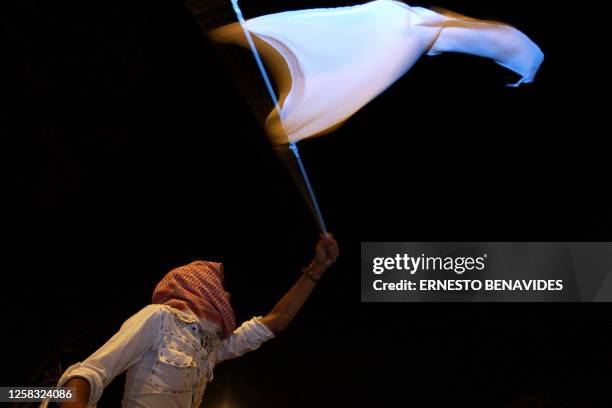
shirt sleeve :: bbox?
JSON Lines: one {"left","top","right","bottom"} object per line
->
{"left": 57, "top": 304, "right": 163, "bottom": 407}
{"left": 215, "top": 316, "right": 275, "bottom": 364}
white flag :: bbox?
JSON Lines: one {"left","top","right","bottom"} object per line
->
{"left": 210, "top": 0, "right": 544, "bottom": 144}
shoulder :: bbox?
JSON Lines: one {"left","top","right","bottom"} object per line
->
{"left": 120, "top": 304, "right": 167, "bottom": 330}
{"left": 136, "top": 304, "right": 168, "bottom": 318}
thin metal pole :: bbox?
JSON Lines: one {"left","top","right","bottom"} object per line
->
{"left": 230, "top": 0, "right": 281, "bottom": 110}
{"left": 230, "top": 0, "right": 328, "bottom": 234}
{"left": 289, "top": 143, "right": 328, "bottom": 234}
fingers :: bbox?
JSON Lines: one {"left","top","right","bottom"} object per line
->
{"left": 329, "top": 241, "right": 339, "bottom": 260}
{"left": 314, "top": 232, "right": 339, "bottom": 267}
{"left": 320, "top": 233, "right": 336, "bottom": 246}
{"left": 320, "top": 233, "right": 339, "bottom": 263}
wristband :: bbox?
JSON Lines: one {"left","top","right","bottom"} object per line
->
{"left": 302, "top": 262, "right": 324, "bottom": 282}
{"left": 303, "top": 270, "right": 319, "bottom": 283}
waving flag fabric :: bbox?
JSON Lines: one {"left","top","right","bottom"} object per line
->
{"left": 210, "top": 0, "right": 544, "bottom": 144}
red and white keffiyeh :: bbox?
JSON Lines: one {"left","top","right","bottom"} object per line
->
{"left": 152, "top": 261, "right": 236, "bottom": 338}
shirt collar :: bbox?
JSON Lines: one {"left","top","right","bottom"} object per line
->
{"left": 169, "top": 306, "right": 224, "bottom": 338}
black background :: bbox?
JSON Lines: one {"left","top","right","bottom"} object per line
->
{"left": 1, "top": 0, "right": 611, "bottom": 407}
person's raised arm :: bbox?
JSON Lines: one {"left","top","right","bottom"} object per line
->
{"left": 260, "top": 234, "right": 339, "bottom": 334}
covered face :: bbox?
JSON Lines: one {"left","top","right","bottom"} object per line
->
{"left": 152, "top": 261, "right": 236, "bottom": 338}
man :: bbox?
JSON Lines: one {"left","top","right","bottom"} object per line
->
{"left": 54, "top": 234, "right": 339, "bottom": 407}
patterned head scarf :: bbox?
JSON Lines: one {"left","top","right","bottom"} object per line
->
{"left": 152, "top": 261, "right": 236, "bottom": 338}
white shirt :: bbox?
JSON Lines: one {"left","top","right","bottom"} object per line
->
{"left": 51, "top": 304, "right": 275, "bottom": 408}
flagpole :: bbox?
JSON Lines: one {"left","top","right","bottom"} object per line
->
{"left": 229, "top": 0, "right": 328, "bottom": 234}
{"left": 288, "top": 143, "right": 328, "bottom": 234}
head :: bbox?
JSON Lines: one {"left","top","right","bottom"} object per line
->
{"left": 152, "top": 261, "right": 236, "bottom": 338}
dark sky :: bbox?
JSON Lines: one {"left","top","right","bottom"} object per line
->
{"left": 1, "top": 0, "right": 611, "bottom": 407}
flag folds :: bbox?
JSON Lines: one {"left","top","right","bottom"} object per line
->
{"left": 210, "top": 0, "right": 544, "bottom": 144}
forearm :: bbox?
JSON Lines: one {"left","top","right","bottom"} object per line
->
{"left": 260, "top": 234, "right": 338, "bottom": 334}
{"left": 260, "top": 269, "right": 320, "bottom": 334}
{"left": 60, "top": 377, "right": 90, "bottom": 408}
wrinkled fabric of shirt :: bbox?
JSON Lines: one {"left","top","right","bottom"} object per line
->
{"left": 47, "top": 305, "right": 274, "bottom": 408}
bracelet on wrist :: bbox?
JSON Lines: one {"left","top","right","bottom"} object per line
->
{"left": 302, "top": 262, "right": 324, "bottom": 282}
{"left": 303, "top": 270, "right": 319, "bottom": 283}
